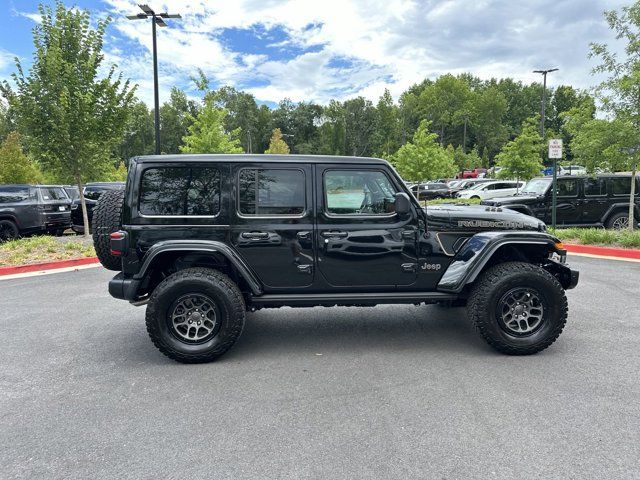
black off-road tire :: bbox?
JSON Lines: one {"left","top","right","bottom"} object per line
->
{"left": 605, "top": 211, "right": 634, "bottom": 230}
{"left": 92, "top": 189, "right": 124, "bottom": 271}
{"left": 145, "top": 268, "right": 246, "bottom": 363}
{"left": 0, "top": 219, "right": 19, "bottom": 242}
{"left": 467, "top": 261, "right": 568, "bottom": 355}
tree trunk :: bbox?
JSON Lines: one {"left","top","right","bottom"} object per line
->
{"left": 76, "top": 176, "right": 90, "bottom": 239}
{"left": 629, "top": 162, "right": 637, "bottom": 231}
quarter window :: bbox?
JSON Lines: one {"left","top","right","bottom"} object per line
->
{"left": 238, "top": 169, "right": 305, "bottom": 216}
{"left": 0, "top": 186, "right": 31, "bottom": 203}
{"left": 324, "top": 170, "right": 397, "bottom": 215}
{"left": 609, "top": 177, "right": 633, "bottom": 196}
{"left": 139, "top": 167, "right": 221, "bottom": 216}
{"left": 583, "top": 177, "right": 606, "bottom": 196}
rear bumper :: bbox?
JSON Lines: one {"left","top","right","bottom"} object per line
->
{"left": 567, "top": 268, "right": 579, "bottom": 290}
{"left": 108, "top": 272, "right": 141, "bottom": 301}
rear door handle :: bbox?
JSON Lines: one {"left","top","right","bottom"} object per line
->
{"left": 240, "top": 231, "right": 269, "bottom": 240}
{"left": 321, "top": 231, "right": 348, "bottom": 239}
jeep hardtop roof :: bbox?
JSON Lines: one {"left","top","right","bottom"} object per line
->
{"left": 131, "top": 154, "right": 390, "bottom": 166}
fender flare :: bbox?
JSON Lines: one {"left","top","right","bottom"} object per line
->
{"left": 437, "top": 231, "right": 559, "bottom": 293}
{"left": 499, "top": 204, "right": 534, "bottom": 216}
{"left": 135, "top": 240, "right": 263, "bottom": 295}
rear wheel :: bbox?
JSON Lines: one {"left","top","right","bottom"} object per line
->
{"left": 467, "top": 261, "right": 568, "bottom": 355}
{"left": 145, "top": 268, "right": 246, "bottom": 363}
{"left": 92, "top": 190, "right": 124, "bottom": 271}
{"left": 606, "top": 211, "right": 633, "bottom": 230}
{"left": 0, "top": 220, "right": 19, "bottom": 242}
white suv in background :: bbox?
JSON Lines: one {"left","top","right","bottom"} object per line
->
{"left": 456, "top": 180, "right": 525, "bottom": 200}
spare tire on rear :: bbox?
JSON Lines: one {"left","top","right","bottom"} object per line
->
{"left": 92, "top": 189, "right": 125, "bottom": 271}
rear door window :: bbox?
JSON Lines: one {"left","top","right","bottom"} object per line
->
{"left": 238, "top": 169, "right": 305, "bottom": 216}
{"left": 583, "top": 177, "right": 606, "bottom": 196}
{"left": 139, "top": 166, "right": 221, "bottom": 216}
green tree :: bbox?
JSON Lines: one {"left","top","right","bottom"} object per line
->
{"left": 0, "top": 132, "right": 43, "bottom": 183}
{"left": 418, "top": 74, "right": 471, "bottom": 146}
{"left": 495, "top": 117, "right": 543, "bottom": 184}
{"left": 373, "top": 89, "right": 399, "bottom": 157}
{"left": 570, "top": 118, "right": 635, "bottom": 173}
{"left": 469, "top": 86, "right": 508, "bottom": 158}
{"left": 160, "top": 87, "right": 197, "bottom": 154}
{"left": 264, "top": 128, "right": 290, "bottom": 154}
{"left": 344, "top": 96, "right": 376, "bottom": 156}
{"left": 2, "top": 1, "right": 135, "bottom": 237}
{"left": 180, "top": 98, "right": 243, "bottom": 154}
{"left": 390, "top": 120, "right": 457, "bottom": 181}
{"left": 117, "top": 101, "right": 154, "bottom": 161}
{"left": 590, "top": 1, "right": 640, "bottom": 229}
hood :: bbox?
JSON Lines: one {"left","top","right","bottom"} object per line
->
{"left": 481, "top": 195, "right": 542, "bottom": 206}
{"left": 425, "top": 204, "right": 545, "bottom": 232}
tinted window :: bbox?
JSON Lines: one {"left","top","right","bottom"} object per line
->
{"left": 583, "top": 177, "right": 606, "bottom": 196}
{"left": 0, "top": 186, "right": 31, "bottom": 203}
{"left": 139, "top": 167, "right": 221, "bottom": 216}
{"left": 64, "top": 187, "right": 79, "bottom": 200}
{"left": 239, "top": 169, "right": 305, "bottom": 216}
{"left": 557, "top": 179, "right": 578, "bottom": 197}
{"left": 325, "top": 170, "right": 397, "bottom": 215}
{"left": 39, "top": 187, "right": 67, "bottom": 201}
{"left": 610, "top": 177, "right": 632, "bottom": 196}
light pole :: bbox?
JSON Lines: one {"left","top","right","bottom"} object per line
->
{"left": 127, "top": 4, "right": 181, "bottom": 155}
{"left": 533, "top": 68, "right": 558, "bottom": 141}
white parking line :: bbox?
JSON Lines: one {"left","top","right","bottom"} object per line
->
{"left": 0, "top": 263, "right": 102, "bottom": 281}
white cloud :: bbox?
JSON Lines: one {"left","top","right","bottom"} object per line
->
{"left": 101, "top": 0, "right": 629, "bottom": 105}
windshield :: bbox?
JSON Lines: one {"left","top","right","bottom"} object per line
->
{"left": 467, "top": 182, "right": 487, "bottom": 191}
{"left": 520, "top": 178, "right": 551, "bottom": 195}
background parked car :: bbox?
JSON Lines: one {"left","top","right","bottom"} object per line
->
{"left": 71, "top": 182, "right": 125, "bottom": 234}
{"left": 0, "top": 184, "right": 72, "bottom": 241}
{"left": 481, "top": 174, "right": 640, "bottom": 229}
{"left": 458, "top": 168, "right": 487, "bottom": 179}
{"left": 456, "top": 180, "right": 525, "bottom": 200}
{"left": 448, "top": 178, "right": 492, "bottom": 195}
{"left": 410, "top": 182, "right": 453, "bottom": 200}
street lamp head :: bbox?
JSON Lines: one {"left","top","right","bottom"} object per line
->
{"left": 533, "top": 68, "right": 559, "bottom": 74}
{"left": 155, "top": 17, "right": 167, "bottom": 27}
{"left": 138, "top": 4, "right": 154, "bottom": 15}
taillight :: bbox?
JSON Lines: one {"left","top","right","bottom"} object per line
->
{"left": 109, "top": 231, "right": 126, "bottom": 256}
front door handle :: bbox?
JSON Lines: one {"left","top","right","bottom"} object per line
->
{"left": 321, "top": 231, "right": 348, "bottom": 239}
{"left": 240, "top": 231, "right": 269, "bottom": 240}
{"left": 297, "top": 231, "right": 311, "bottom": 240}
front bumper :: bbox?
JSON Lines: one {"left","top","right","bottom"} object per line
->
{"left": 109, "top": 272, "right": 141, "bottom": 301}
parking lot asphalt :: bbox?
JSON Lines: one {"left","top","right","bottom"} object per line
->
{"left": 1, "top": 256, "right": 639, "bottom": 480}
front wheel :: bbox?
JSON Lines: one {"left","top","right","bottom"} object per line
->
{"left": 145, "top": 268, "right": 246, "bottom": 363}
{"left": 0, "top": 220, "right": 19, "bottom": 242}
{"left": 467, "top": 262, "right": 568, "bottom": 355}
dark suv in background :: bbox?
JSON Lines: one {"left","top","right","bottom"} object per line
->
{"left": 0, "top": 184, "right": 72, "bottom": 241}
{"left": 481, "top": 174, "right": 640, "bottom": 229}
{"left": 71, "top": 182, "right": 125, "bottom": 233}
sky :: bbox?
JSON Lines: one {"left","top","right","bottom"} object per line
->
{"left": 0, "top": 0, "right": 629, "bottom": 108}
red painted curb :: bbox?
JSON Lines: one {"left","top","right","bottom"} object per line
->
{"left": 565, "top": 243, "right": 640, "bottom": 260}
{"left": 0, "top": 256, "right": 100, "bottom": 276}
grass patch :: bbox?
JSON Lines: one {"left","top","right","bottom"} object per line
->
{"left": 423, "top": 197, "right": 482, "bottom": 206}
{"left": 0, "top": 235, "right": 96, "bottom": 267}
{"left": 551, "top": 227, "right": 640, "bottom": 248}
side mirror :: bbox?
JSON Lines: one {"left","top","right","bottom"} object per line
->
{"left": 395, "top": 192, "right": 411, "bottom": 215}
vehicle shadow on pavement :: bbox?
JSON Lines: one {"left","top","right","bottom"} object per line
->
{"left": 224, "top": 304, "right": 489, "bottom": 361}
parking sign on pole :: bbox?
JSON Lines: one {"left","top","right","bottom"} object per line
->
{"left": 549, "top": 139, "right": 563, "bottom": 229}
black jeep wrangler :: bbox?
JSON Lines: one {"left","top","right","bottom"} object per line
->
{"left": 94, "top": 155, "right": 578, "bottom": 363}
